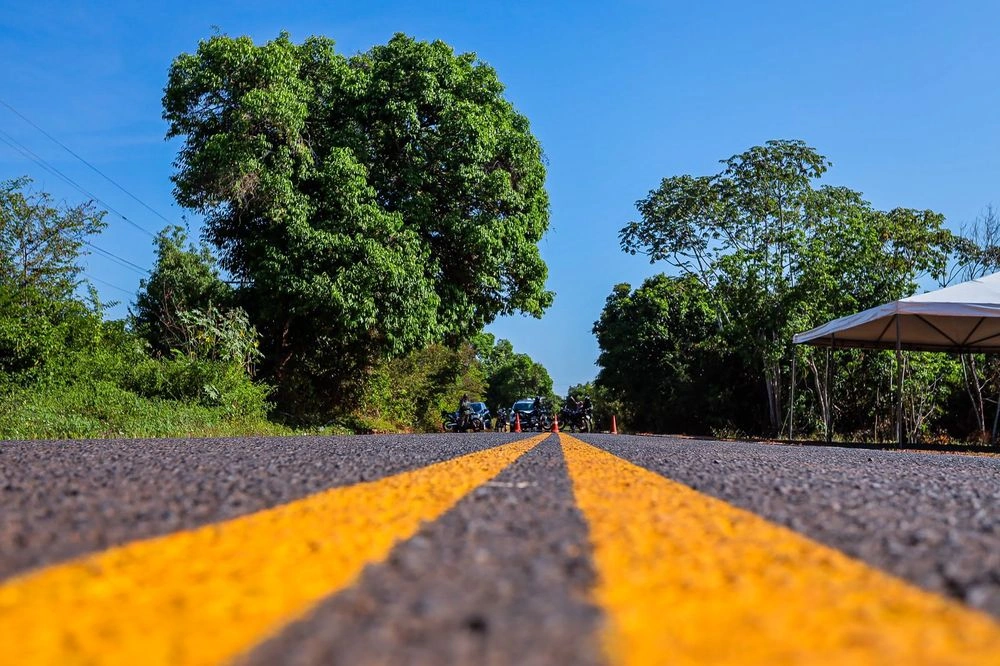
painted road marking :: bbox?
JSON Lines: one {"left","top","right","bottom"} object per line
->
{"left": 560, "top": 433, "right": 1000, "bottom": 665}
{"left": 0, "top": 434, "right": 548, "bottom": 666}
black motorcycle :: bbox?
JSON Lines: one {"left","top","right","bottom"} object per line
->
{"left": 441, "top": 409, "right": 484, "bottom": 433}
{"left": 515, "top": 408, "right": 550, "bottom": 432}
{"left": 494, "top": 408, "right": 509, "bottom": 432}
{"left": 559, "top": 406, "right": 593, "bottom": 433}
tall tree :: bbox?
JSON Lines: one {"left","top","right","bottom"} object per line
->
{"left": 0, "top": 176, "right": 106, "bottom": 300}
{"left": 163, "top": 33, "right": 552, "bottom": 413}
{"left": 620, "top": 141, "right": 952, "bottom": 434}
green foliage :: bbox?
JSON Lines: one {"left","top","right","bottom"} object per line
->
{"left": 170, "top": 305, "right": 262, "bottom": 374}
{"left": 0, "top": 308, "right": 274, "bottom": 439}
{"left": 472, "top": 332, "right": 554, "bottom": 410}
{"left": 352, "top": 342, "right": 486, "bottom": 432}
{"left": 566, "top": 381, "right": 624, "bottom": 433}
{"left": 0, "top": 283, "right": 93, "bottom": 387}
{"left": 133, "top": 226, "right": 233, "bottom": 356}
{"left": 616, "top": 140, "right": 954, "bottom": 436}
{"left": 593, "top": 275, "right": 752, "bottom": 433}
{"left": 0, "top": 180, "right": 279, "bottom": 440}
{"left": 0, "top": 176, "right": 106, "bottom": 300}
{"left": 0, "top": 380, "right": 285, "bottom": 440}
{"left": 163, "top": 32, "right": 552, "bottom": 415}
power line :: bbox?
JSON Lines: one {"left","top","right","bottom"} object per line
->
{"left": 84, "top": 242, "right": 150, "bottom": 275}
{"left": 0, "top": 128, "right": 156, "bottom": 238}
{"left": 84, "top": 273, "right": 136, "bottom": 297}
{"left": 0, "top": 97, "right": 175, "bottom": 227}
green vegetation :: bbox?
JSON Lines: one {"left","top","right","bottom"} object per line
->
{"left": 601, "top": 140, "right": 1000, "bottom": 443}
{"left": 473, "top": 333, "right": 555, "bottom": 409}
{"left": 0, "top": 179, "right": 280, "bottom": 439}
{"left": 163, "top": 32, "right": 552, "bottom": 421}
{"left": 16, "top": 33, "right": 998, "bottom": 446}
{"left": 1, "top": 33, "right": 556, "bottom": 440}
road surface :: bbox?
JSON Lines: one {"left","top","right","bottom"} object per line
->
{"left": 1, "top": 432, "right": 999, "bottom": 664}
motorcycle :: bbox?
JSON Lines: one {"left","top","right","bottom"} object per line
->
{"left": 441, "top": 409, "right": 484, "bottom": 433}
{"left": 559, "top": 406, "right": 593, "bottom": 433}
{"left": 515, "top": 408, "right": 550, "bottom": 432}
{"left": 494, "top": 408, "right": 509, "bottom": 432}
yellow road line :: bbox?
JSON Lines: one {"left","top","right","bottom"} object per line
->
{"left": 0, "top": 434, "right": 548, "bottom": 666}
{"left": 560, "top": 433, "right": 1000, "bottom": 665}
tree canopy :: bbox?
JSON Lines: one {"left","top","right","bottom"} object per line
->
{"left": 0, "top": 176, "right": 106, "bottom": 300}
{"left": 133, "top": 226, "right": 233, "bottom": 356}
{"left": 163, "top": 32, "right": 552, "bottom": 413}
{"left": 612, "top": 140, "right": 954, "bottom": 435}
{"left": 472, "top": 332, "right": 554, "bottom": 409}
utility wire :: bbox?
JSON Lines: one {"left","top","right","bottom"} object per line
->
{"left": 84, "top": 241, "right": 150, "bottom": 275}
{"left": 84, "top": 273, "right": 136, "bottom": 297}
{"left": 0, "top": 97, "right": 175, "bottom": 227}
{"left": 0, "top": 128, "right": 156, "bottom": 238}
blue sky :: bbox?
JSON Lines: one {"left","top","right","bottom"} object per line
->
{"left": 2, "top": 1, "right": 1000, "bottom": 393}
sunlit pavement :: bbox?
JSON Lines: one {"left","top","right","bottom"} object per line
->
{"left": 2, "top": 432, "right": 999, "bottom": 665}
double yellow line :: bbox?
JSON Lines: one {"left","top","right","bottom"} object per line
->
{"left": 3, "top": 433, "right": 1000, "bottom": 665}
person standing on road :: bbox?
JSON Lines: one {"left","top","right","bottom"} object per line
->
{"left": 458, "top": 394, "right": 472, "bottom": 431}
{"left": 494, "top": 407, "right": 508, "bottom": 432}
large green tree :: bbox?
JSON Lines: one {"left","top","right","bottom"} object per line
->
{"left": 619, "top": 140, "right": 953, "bottom": 435}
{"left": 163, "top": 32, "right": 552, "bottom": 413}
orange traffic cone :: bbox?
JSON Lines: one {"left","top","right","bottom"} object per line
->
{"left": 552, "top": 413, "right": 559, "bottom": 433}
{"left": 611, "top": 414, "right": 618, "bottom": 434}
{"left": 514, "top": 413, "right": 521, "bottom": 433}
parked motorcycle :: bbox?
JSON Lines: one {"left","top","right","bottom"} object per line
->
{"left": 494, "top": 408, "right": 510, "bottom": 432}
{"left": 441, "top": 409, "right": 484, "bottom": 433}
{"left": 559, "top": 407, "right": 593, "bottom": 433}
{"left": 514, "top": 408, "right": 550, "bottom": 432}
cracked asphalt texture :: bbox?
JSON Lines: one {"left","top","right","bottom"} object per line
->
{"left": 578, "top": 434, "right": 1000, "bottom": 617}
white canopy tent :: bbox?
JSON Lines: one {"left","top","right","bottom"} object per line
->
{"left": 792, "top": 271, "right": 1000, "bottom": 445}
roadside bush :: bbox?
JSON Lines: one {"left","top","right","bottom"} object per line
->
{"left": 352, "top": 343, "right": 486, "bottom": 432}
{"left": 125, "top": 355, "right": 271, "bottom": 419}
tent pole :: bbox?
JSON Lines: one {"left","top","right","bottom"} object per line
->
{"left": 789, "top": 351, "right": 796, "bottom": 441}
{"left": 896, "top": 315, "right": 904, "bottom": 448}
{"left": 826, "top": 335, "right": 834, "bottom": 444}
{"left": 991, "top": 369, "right": 1000, "bottom": 448}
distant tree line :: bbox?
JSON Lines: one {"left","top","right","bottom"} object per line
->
{"left": 596, "top": 140, "right": 1000, "bottom": 443}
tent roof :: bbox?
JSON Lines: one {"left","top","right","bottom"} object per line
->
{"left": 793, "top": 272, "right": 1000, "bottom": 352}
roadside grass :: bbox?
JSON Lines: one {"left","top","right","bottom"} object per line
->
{"left": 0, "top": 380, "right": 291, "bottom": 440}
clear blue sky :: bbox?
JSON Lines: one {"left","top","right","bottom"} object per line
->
{"left": 2, "top": 1, "right": 1000, "bottom": 393}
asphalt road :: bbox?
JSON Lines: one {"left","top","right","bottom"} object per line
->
{"left": 1, "top": 432, "right": 999, "bottom": 665}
